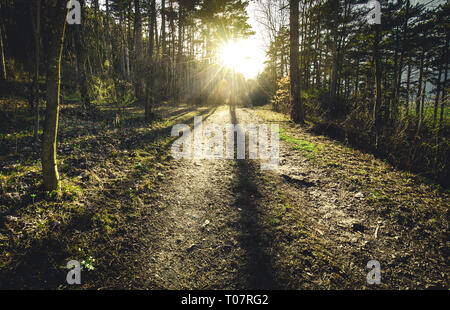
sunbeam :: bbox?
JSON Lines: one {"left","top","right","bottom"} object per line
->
{"left": 218, "top": 39, "right": 265, "bottom": 79}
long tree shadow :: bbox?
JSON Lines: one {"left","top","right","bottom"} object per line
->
{"left": 229, "top": 105, "right": 281, "bottom": 290}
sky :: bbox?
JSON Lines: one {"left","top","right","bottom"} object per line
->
{"left": 239, "top": 1, "right": 269, "bottom": 79}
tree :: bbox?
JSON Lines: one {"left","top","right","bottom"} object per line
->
{"left": 289, "top": 0, "right": 304, "bottom": 124}
{"left": 372, "top": 22, "right": 382, "bottom": 132}
{"left": 41, "top": 0, "right": 69, "bottom": 193}
{"left": 134, "top": 0, "right": 145, "bottom": 100}
{"left": 145, "top": 0, "right": 156, "bottom": 122}
{"left": 73, "top": 0, "right": 91, "bottom": 109}
{"left": 0, "top": 1, "right": 6, "bottom": 81}
{"left": 32, "top": 0, "right": 41, "bottom": 141}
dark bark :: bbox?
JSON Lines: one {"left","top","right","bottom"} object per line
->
{"left": 105, "top": 0, "right": 113, "bottom": 72}
{"left": 134, "top": 0, "right": 145, "bottom": 100}
{"left": 0, "top": 3, "right": 6, "bottom": 81}
{"left": 439, "top": 47, "right": 448, "bottom": 128}
{"left": 145, "top": 0, "right": 156, "bottom": 122}
{"left": 373, "top": 24, "right": 382, "bottom": 130}
{"left": 417, "top": 76, "right": 427, "bottom": 135}
{"left": 395, "top": 0, "right": 409, "bottom": 108}
{"left": 41, "top": 0, "right": 68, "bottom": 193}
{"left": 415, "top": 50, "right": 425, "bottom": 118}
{"left": 177, "top": 3, "right": 184, "bottom": 103}
{"left": 161, "top": 0, "right": 167, "bottom": 56}
{"left": 33, "top": 0, "right": 41, "bottom": 141}
{"left": 433, "top": 61, "right": 443, "bottom": 128}
{"left": 405, "top": 62, "right": 411, "bottom": 116}
{"left": 74, "top": 0, "right": 90, "bottom": 108}
{"left": 290, "top": 0, "right": 304, "bottom": 124}
{"left": 170, "top": 0, "right": 176, "bottom": 98}
{"left": 161, "top": 0, "right": 168, "bottom": 93}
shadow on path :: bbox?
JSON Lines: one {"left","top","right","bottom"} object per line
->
{"left": 229, "top": 105, "right": 280, "bottom": 289}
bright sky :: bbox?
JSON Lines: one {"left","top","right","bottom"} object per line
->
{"left": 241, "top": 1, "right": 269, "bottom": 79}
{"left": 217, "top": 2, "right": 268, "bottom": 79}
{"left": 218, "top": 39, "right": 265, "bottom": 79}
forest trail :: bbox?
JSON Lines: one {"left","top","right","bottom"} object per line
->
{"left": 107, "top": 105, "right": 448, "bottom": 290}
{"left": 0, "top": 104, "right": 447, "bottom": 290}
{"left": 1, "top": 0, "right": 448, "bottom": 292}
{"left": 134, "top": 106, "right": 277, "bottom": 289}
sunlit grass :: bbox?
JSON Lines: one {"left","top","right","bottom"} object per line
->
{"left": 278, "top": 127, "right": 322, "bottom": 155}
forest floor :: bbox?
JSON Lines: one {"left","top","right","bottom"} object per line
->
{"left": 0, "top": 101, "right": 448, "bottom": 289}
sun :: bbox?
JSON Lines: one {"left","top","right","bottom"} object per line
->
{"left": 218, "top": 39, "right": 265, "bottom": 79}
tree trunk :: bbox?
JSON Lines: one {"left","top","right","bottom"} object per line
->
{"left": 74, "top": 0, "right": 90, "bottom": 109}
{"left": 417, "top": 76, "right": 427, "bottom": 135}
{"left": 33, "top": 0, "right": 41, "bottom": 141}
{"left": 355, "top": 58, "right": 360, "bottom": 97}
{"left": 177, "top": 4, "right": 184, "bottom": 103}
{"left": 161, "top": 0, "right": 168, "bottom": 91}
{"left": 405, "top": 62, "right": 411, "bottom": 116}
{"left": 415, "top": 50, "right": 425, "bottom": 118}
{"left": 154, "top": 9, "right": 159, "bottom": 59}
{"left": 314, "top": 1, "right": 322, "bottom": 88}
{"left": 120, "top": 15, "right": 128, "bottom": 80}
{"left": 433, "top": 62, "right": 443, "bottom": 128}
{"left": 134, "top": 0, "right": 144, "bottom": 100}
{"left": 0, "top": 9, "right": 6, "bottom": 81}
{"left": 395, "top": 0, "right": 409, "bottom": 108}
{"left": 105, "top": 0, "right": 113, "bottom": 72}
{"left": 145, "top": 0, "right": 156, "bottom": 122}
{"left": 391, "top": 28, "right": 399, "bottom": 119}
{"left": 170, "top": 0, "right": 176, "bottom": 100}
{"left": 161, "top": 0, "right": 166, "bottom": 56}
{"left": 289, "top": 0, "right": 304, "bottom": 124}
{"left": 439, "top": 52, "right": 448, "bottom": 128}
{"left": 373, "top": 24, "right": 382, "bottom": 130}
{"left": 92, "top": 0, "right": 102, "bottom": 75}
{"left": 41, "top": 0, "right": 68, "bottom": 193}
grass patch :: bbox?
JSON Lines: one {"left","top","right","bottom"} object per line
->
{"left": 278, "top": 128, "right": 322, "bottom": 160}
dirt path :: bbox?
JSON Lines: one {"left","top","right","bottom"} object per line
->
{"left": 125, "top": 106, "right": 277, "bottom": 289}
{"left": 2, "top": 103, "right": 446, "bottom": 289}
{"left": 116, "top": 105, "right": 448, "bottom": 289}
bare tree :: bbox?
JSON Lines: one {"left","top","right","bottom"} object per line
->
{"left": 41, "top": 0, "right": 70, "bottom": 193}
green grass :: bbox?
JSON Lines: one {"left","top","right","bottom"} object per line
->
{"left": 278, "top": 128, "right": 322, "bottom": 159}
